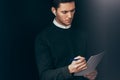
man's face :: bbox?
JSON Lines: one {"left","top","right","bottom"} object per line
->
{"left": 52, "top": 2, "right": 75, "bottom": 26}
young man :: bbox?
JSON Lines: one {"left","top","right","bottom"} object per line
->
{"left": 35, "top": 0, "right": 97, "bottom": 80}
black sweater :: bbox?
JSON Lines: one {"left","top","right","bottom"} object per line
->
{"left": 35, "top": 23, "right": 88, "bottom": 80}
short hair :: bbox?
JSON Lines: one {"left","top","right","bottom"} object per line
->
{"left": 52, "top": 0, "right": 75, "bottom": 9}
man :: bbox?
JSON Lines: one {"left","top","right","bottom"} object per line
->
{"left": 35, "top": 0, "right": 97, "bottom": 80}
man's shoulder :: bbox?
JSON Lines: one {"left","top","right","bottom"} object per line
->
{"left": 36, "top": 23, "right": 55, "bottom": 39}
{"left": 41, "top": 23, "right": 55, "bottom": 34}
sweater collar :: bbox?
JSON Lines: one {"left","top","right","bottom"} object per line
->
{"left": 53, "top": 19, "right": 71, "bottom": 29}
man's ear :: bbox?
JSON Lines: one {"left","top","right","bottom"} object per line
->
{"left": 51, "top": 7, "right": 56, "bottom": 16}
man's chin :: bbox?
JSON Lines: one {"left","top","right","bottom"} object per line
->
{"left": 65, "top": 23, "right": 71, "bottom": 26}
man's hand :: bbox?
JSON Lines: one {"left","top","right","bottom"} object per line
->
{"left": 84, "top": 70, "right": 97, "bottom": 80}
{"left": 68, "top": 56, "right": 87, "bottom": 73}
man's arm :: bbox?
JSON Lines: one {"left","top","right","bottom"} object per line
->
{"left": 35, "top": 34, "right": 88, "bottom": 80}
{"left": 35, "top": 35, "right": 72, "bottom": 80}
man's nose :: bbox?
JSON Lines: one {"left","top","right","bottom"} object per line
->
{"left": 67, "top": 12, "right": 72, "bottom": 18}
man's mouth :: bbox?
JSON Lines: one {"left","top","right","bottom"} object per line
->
{"left": 66, "top": 19, "right": 71, "bottom": 23}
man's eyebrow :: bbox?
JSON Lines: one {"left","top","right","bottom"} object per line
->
{"left": 61, "top": 11, "right": 68, "bottom": 13}
{"left": 61, "top": 8, "right": 75, "bottom": 12}
{"left": 70, "top": 8, "right": 75, "bottom": 11}
{"left": 61, "top": 10, "right": 68, "bottom": 12}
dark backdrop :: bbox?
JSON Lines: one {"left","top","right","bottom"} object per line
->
{"left": 0, "top": 0, "right": 53, "bottom": 80}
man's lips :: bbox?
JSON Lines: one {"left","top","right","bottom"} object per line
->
{"left": 65, "top": 20, "right": 72, "bottom": 23}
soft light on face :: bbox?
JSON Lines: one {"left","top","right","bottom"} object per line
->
{"left": 52, "top": 2, "right": 75, "bottom": 26}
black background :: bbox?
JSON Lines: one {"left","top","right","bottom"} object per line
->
{"left": 0, "top": 0, "right": 120, "bottom": 80}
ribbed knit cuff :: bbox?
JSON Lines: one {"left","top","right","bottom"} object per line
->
{"left": 61, "top": 66, "right": 73, "bottom": 79}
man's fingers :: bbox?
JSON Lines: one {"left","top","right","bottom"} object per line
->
{"left": 68, "top": 56, "right": 87, "bottom": 73}
{"left": 73, "top": 57, "right": 86, "bottom": 64}
{"left": 86, "top": 70, "right": 97, "bottom": 76}
{"left": 84, "top": 70, "right": 97, "bottom": 80}
{"left": 76, "top": 63, "right": 87, "bottom": 72}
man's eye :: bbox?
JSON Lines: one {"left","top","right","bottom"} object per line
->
{"left": 71, "top": 9, "right": 75, "bottom": 12}
{"left": 62, "top": 11, "right": 67, "bottom": 14}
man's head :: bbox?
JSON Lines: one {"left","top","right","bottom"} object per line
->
{"left": 51, "top": 0, "right": 75, "bottom": 26}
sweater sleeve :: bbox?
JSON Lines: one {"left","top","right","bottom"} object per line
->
{"left": 35, "top": 34, "right": 73, "bottom": 80}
